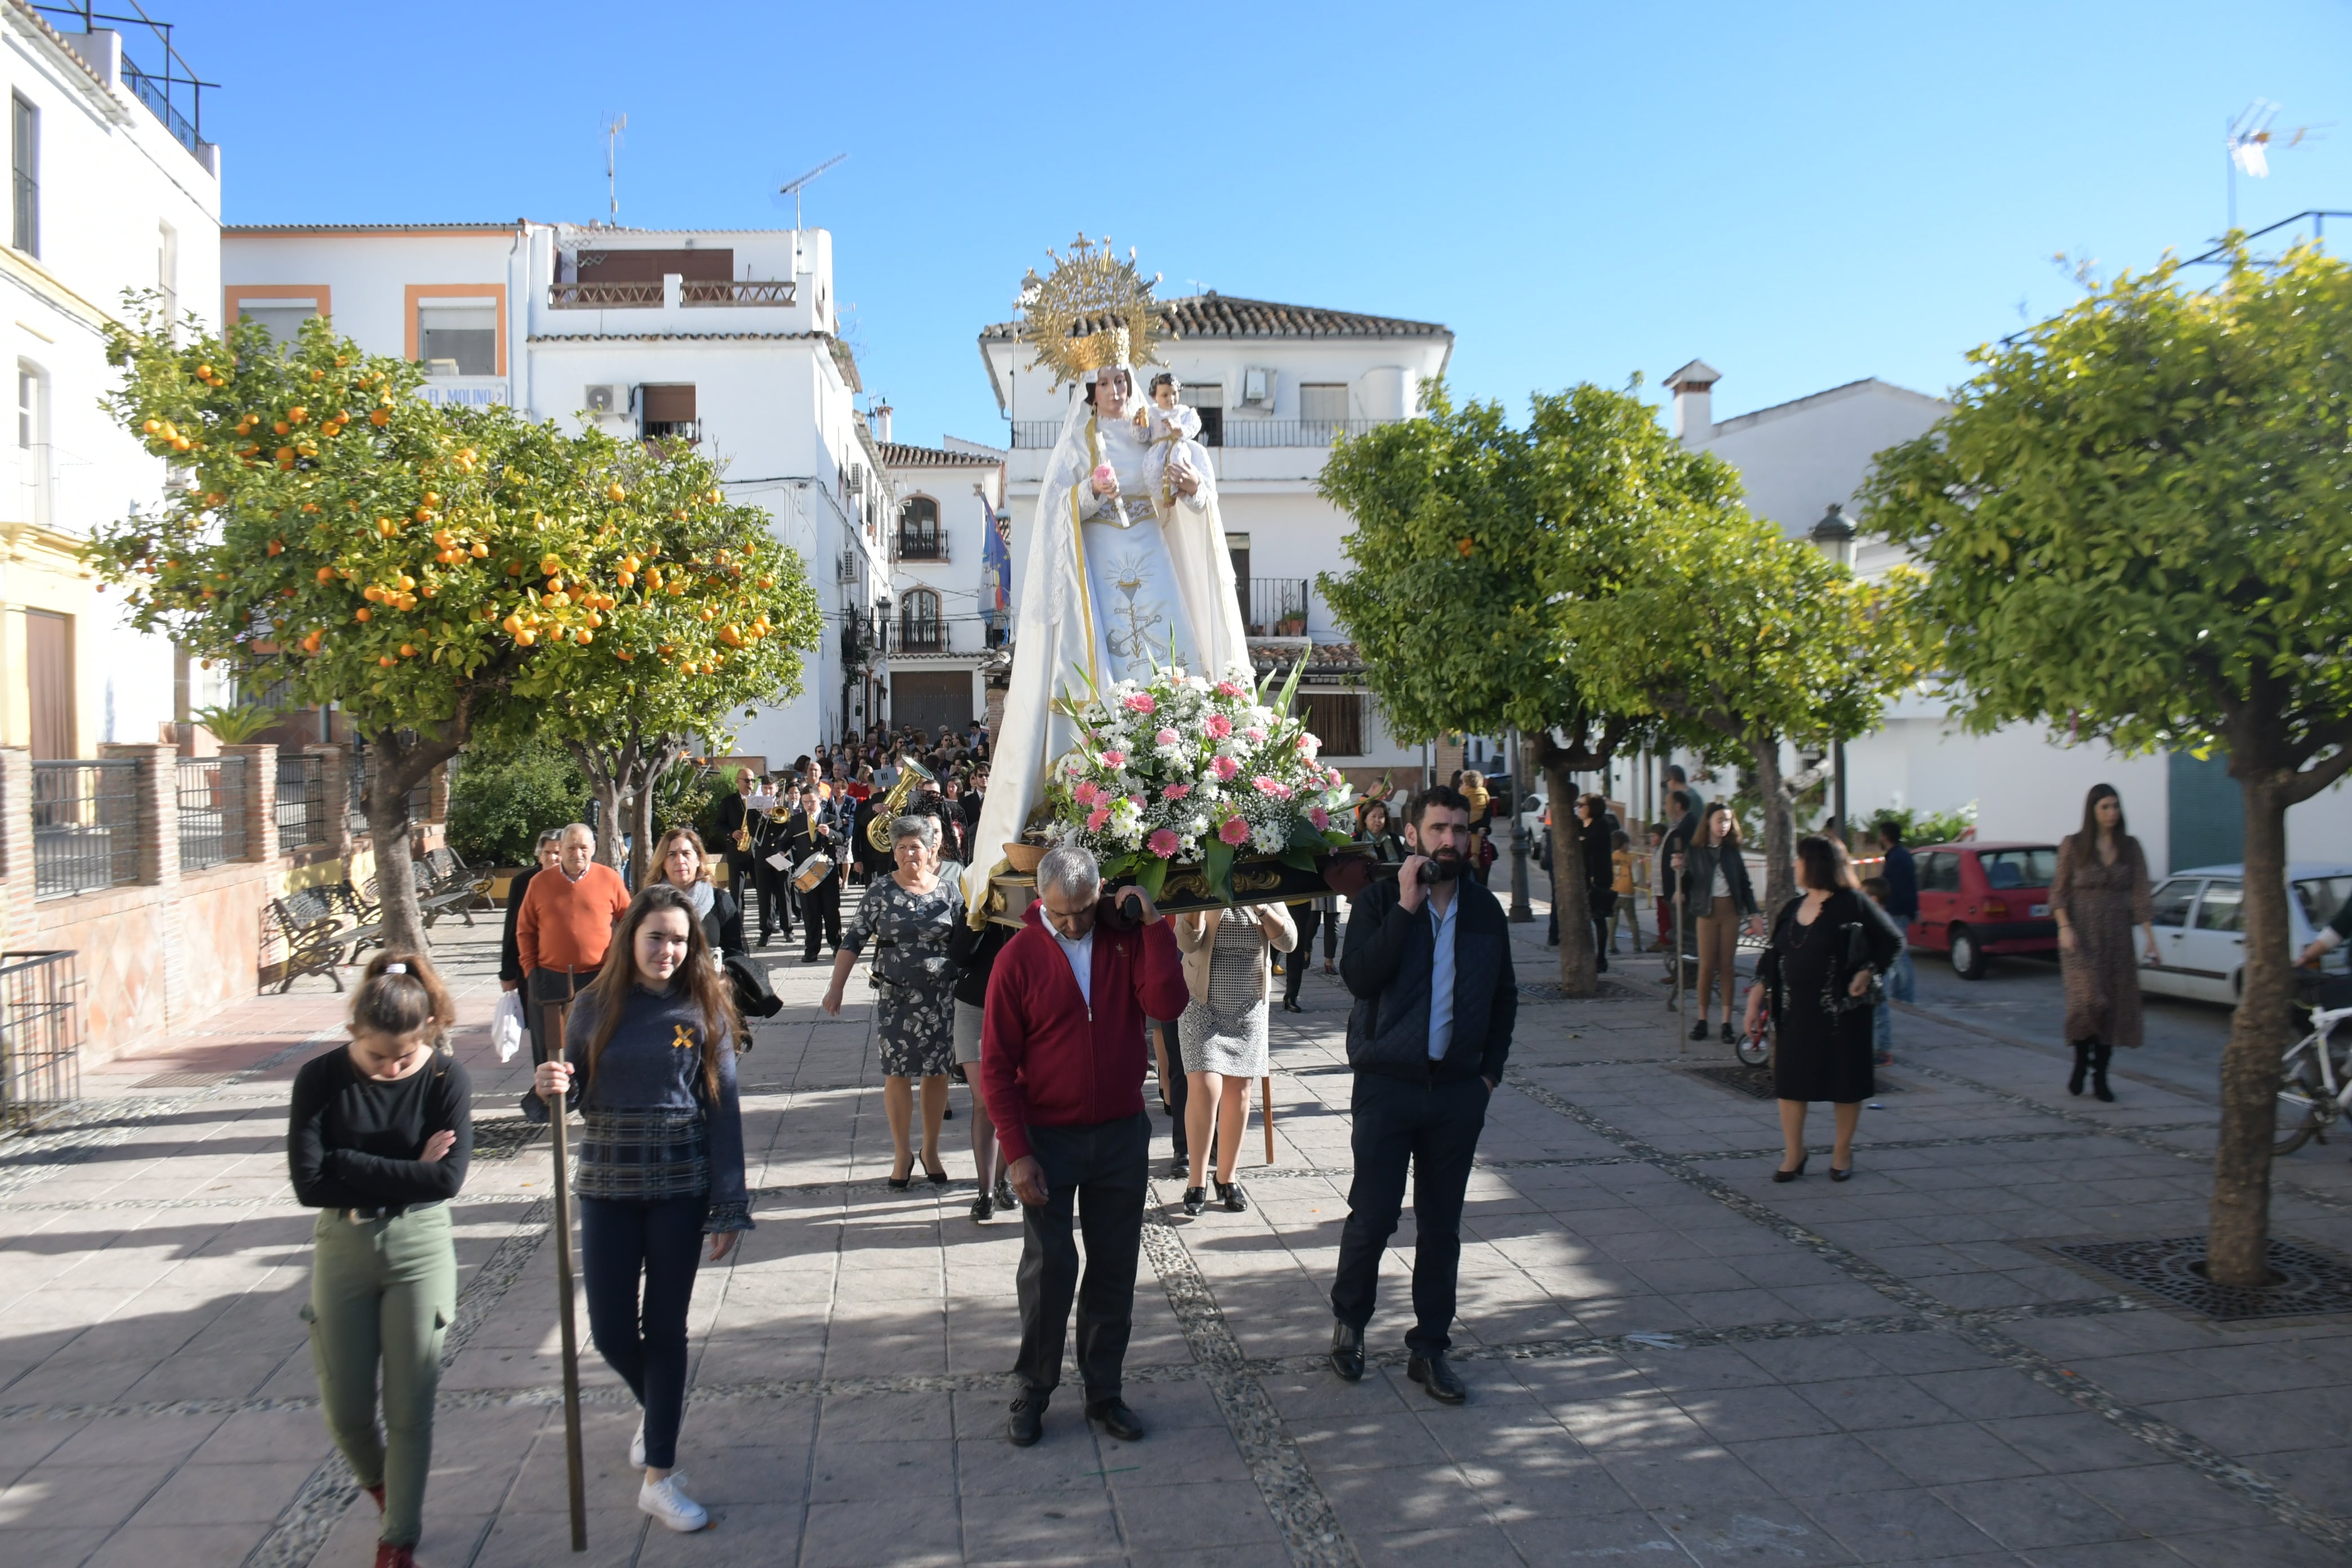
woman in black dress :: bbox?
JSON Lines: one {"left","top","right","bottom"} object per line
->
{"left": 1743, "top": 835, "right": 1901, "bottom": 1182}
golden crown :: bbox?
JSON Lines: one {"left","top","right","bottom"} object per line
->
{"left": 1018, "top": 233, "right": 1166, "bottom": 389}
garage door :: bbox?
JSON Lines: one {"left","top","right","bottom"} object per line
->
{"left": 892, "top": 671, "right": 971, "bottom": 740}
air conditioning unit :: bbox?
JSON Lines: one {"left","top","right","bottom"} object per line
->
{"left": 1240, "top": 366, "right": 1276, "bottom": 409}
{"left": 845, "top": 464, "right": 865, "bottom": 494}
{"left": 836, "top": 551, "right": 858, "bottom": 582}
{"left": 584, "top": 385, "right": 620, "bottom": 415}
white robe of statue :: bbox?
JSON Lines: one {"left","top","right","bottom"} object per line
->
{"left": 963, "top": 367, "right": 1251, "bottom": 912}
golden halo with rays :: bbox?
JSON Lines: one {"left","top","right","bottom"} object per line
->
{"left": 1017, "top": 231, "right": 1169, "bottom": 390}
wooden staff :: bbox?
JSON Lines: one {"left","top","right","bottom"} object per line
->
{"left": 543, "top": 996, "right": 589, "bottom": 1553}
{"left": 1260, "top": 1075, "right": 1276, "bottom": 1166}
{"left": 1673, "top": 879, "right": 1688, "bottom": 1055}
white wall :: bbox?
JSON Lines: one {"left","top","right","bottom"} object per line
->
{"left": 1691, "top": 378, "right": 1948, "bottom": 551}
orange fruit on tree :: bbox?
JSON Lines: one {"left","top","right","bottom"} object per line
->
{"left": 355, "top": 607, "right": 371, "bottom": 622}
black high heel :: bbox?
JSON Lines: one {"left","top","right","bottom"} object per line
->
{"left": 1772, "top": 1155, "right": 1807, "bottom": 1183}
{"left": 1829, "top": 1164, "right": 1853, "bottom": 1182}
{"left": 923, "top": 1160, "right": 950, "bottom": 1186}
{"left": 887, "top": 1163, "right": 912, "bottom": 1192}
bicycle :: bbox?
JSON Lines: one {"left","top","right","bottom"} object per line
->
{"left": 2273, "top": 1003, "right": 2352, "bottom": 1155}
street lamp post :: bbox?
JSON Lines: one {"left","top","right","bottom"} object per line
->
{"left": 1810, "top": 502, "right": 1858, "bottom": 844}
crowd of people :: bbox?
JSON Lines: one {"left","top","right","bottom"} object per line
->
{"left": 304, "top": 749, "right": 2200, "bottom": 1563}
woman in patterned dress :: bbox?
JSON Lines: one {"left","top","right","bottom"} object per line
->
{"left": 822, "top": 815, "right": 965, "bottom": 1188}
{"left": 2051, "top": 783, "right": 2159, "bottom": 1102}
{"left": 1172, "top": 901, "right": 1297, "bottom": 1215}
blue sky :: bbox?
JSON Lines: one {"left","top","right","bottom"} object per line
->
{"left": 156, "top": 0, "right": 2350, "bottom": 447}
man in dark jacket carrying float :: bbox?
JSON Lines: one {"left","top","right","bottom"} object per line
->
{"left": 1329, "top": 784, "right": 1517, "bottom": 1405}
{"left": 981, "top": 843, "right": 1188, "bottom": 1449}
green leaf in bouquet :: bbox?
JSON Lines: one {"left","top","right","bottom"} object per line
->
{"left": 1322, "top": 828, "right": 1356, "bottom": 847}
{"left": 1274, "top": 654, "right": 1307, "bottom": 719}
{"left": 1202, "top": 838, "right": 1237, "bottom": 903}
{"left": 1279, "top": 847, "right": 1321, "bottom": 874}
{"left": 1099, "top": 852, "right": 1137, "bottom": 880}
{"left": 1133, "top": 856, "right": 1170, "bottom": 902}
{"left": 1287, "top": 816, "right": 1328, "bottom": 851}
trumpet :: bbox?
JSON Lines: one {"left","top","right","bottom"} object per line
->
{"left": 866, "top": 757, "right": 937, "bottom": 854}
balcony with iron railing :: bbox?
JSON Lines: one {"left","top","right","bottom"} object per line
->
{"left": 547, "top": 278, "right": 799, "bottom": 310}
{"left": 1238, "top": 577, "right": 1311, "bottom": 638}
{"left": 896, "top": 617, "right": 946, "bottom": 654}
{"left": 35, "top": 3, "right": 215, "bottom": 159}
{"left": 896, "top": 525, "right": 947, "bottom": 562}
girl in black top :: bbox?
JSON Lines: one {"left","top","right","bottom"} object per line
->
{"left": 287, "top": 952, "right": 468, "bottom": 1568}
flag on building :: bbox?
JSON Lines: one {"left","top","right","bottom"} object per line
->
{"left": 982, "top": 497, "right": 1011, "bottom": 613}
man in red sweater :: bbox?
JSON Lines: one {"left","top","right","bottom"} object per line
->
{"left": 981, "top": 844, "right": 1187, "bottom": 1450}
{"left": 515, "top": 823, "right": 632, "bottom": 1064}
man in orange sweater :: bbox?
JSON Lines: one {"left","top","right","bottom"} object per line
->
{"left": 516, "top": 822, "right": 632, "bottom": 1063}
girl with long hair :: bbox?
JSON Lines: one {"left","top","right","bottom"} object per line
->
{"left": 287, "top": 952, "right": 469, "bottom": 1568}
{"left": 2051, "top": 783, "right": 2159, "bottom": 1101}
{"left": 529, "top": 883, "right": 751, "bottom": 1534}
{"left": 1676, "top": 804, "right": 1759, "bottom": 1043}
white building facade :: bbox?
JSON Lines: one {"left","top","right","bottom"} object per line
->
{"left": 877, "top": 423, "right": 1005, "bottom": 740}
{"left": 4, "top": 1, "right": 221, "bottom": 756}
{"left": 220, "top": 220, "right": 893, "bottom": 767}
{"left": 979, "top": 293, "right": 1454, "bottom": 795}
{"left": 1660, "top": 361, "right": 2352, "bottom": 874}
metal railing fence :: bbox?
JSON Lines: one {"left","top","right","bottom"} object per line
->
{"left": 275, "top": 754, "right": 326, "bottom": 847}
{"left": 175, "top": 755, "right": 248, "bottom": 870}
{"left": 0, "top": 950, "right": 80, "bottom": 1126}
{"left": 31, "top": 761, "right": 140, "bottom": 899}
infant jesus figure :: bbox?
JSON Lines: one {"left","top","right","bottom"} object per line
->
{"left": 1139, "top": 372, "right": 1213, "bottom": 511}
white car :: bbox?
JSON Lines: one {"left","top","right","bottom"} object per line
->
{"left": 2139, "top": 861, "right": 2352, "bottom": 1005}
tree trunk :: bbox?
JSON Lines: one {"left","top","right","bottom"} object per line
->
{"left": 626, "top": 765, "right": 660, "bottom": 888}
{"left": 2207, "top": 774, "right": 2293, "bottom": 1286}
{"left": 1543, "top": 759, "right": 1596, "bottom": 996}
{"left": 364, "top": 727, "right": 458, "bottom": 956}
{"left": 1752, "top": 740, "right": 1796, "bottom": 912}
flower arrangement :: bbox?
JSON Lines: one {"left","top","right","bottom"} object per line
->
{"left": 1045, "top": 660, "right": 1356, "bottom": 902}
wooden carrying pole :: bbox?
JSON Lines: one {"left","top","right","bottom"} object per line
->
{"left": 1260, "top": 1076, "right": 1275, "bottom": 1165}
{"left": 544, "top": 999, "right": 589, "bottom": 1552}
{"left": 1673, "top": 884, "right": 1687, "bottom": 1054}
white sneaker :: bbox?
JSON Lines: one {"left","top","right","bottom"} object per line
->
{"left": 638, "top": 1472, "right": 707, "bottom": 1533}
{"left": 629, "top": 1417, "right": 646, "bottom": 1469}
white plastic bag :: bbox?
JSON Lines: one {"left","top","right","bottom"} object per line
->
{"left": 492, "top": 990, "right": 527, "bottom": 1063}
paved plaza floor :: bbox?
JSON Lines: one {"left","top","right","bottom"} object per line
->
{"left": 6, "top": 905, "right": 2352, "bottom": 1567}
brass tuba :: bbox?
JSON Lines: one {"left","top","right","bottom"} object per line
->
{"left": 865, "top": 756, "right": 937, "bottom": 853}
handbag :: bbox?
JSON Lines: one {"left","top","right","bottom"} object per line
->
{"left": 491, "top": 989, "right": 527, "bottom": 1063}
{"left": 723, "top": 951, "right": 783, "bottom": 1019}
{"left": 1828, "top": 917, "right": 1886, "bottom": 1015}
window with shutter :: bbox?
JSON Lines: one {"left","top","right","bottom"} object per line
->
{"left": 641, "top": 384, "right": 697, "bottom": 440}
{"left": 1298, "top": 692, "right": 1365, "bottom": 757}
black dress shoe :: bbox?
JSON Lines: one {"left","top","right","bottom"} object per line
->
{"left": 1829, "top": 1165, "right": 1854, "bottom": 1183}
{"left": 1216, "top": 1179, "right": 1248, "bottom": 1213}
{"left": 1772, "top": 1155, "right": 1807, "bottom": 1183}
{"left": 1408, "top": 1352, "right": 1468, "bottom": 1405}
{"left": 1329, "top": 1321, "right": 1365, "bottom": 1382}
{"left": 970, "top": 1192, "right": 994, "bottom": 1222}
{"left": 1690, "top": 1020, "right": 1710, "bottom": 1041}
{"left": 1086, "top": 1398, "right": 1144, "bottom": 1442}
{"left": 1182, "top": 1186, "right": 1206, "bottom": 1217}
{"left": 1006, "top": 1395, "right": 1044, "bottom": 1447}
{"left": 1720, "top": 1021, "right": 1736, "bottom": 1045}
{"left": 1167, "top": 1155, "right": 1189, "bottom": 1180}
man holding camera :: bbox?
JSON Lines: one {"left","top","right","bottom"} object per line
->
{"left": 1329, "top": 785, "right": 1517, "bottom": 1405}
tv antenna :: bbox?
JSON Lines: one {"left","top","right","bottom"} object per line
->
{"left": 778, "top": 153, "right": 848, "bottom": 230}
{"left": 603, "top": 113, "right": 627, "bottom": 225}
{"left": 2225, "top": 100, "right": 2323, "bottom": 231}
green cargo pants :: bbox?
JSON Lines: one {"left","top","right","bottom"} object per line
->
{"left": 302, "top": 1203, "right": 456, "bottom": 1548}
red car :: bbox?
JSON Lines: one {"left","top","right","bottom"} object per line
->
{"left": 1907, "top": 840, "right": 2059, "bottom": 979}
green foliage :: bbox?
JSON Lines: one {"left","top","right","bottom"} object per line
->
{"left": 191, "top": 702, "right": 277, "bottom": 744}
{"left": 446, "top": 736, "right": 591, "bottom": 866}
{"left": 653, "top": 764, "right": 728, "bottom": 841}
{"left": 1317, "top": 381, "right": 1723, "bottom": 746}
{"left": 1861, "top": 242, "right": 2352, "bottom": 761}
{"left": 1872, "top": 803, "right": 1976, "bottom": 849}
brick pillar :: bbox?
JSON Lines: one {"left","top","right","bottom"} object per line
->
{"left": 99, "top": 741, "right": 184, "bottom": 1028}
{"left": 312, "top": 743, "right": 353, "bottom": 861}
{"left": 222, "top": 742, "right": 278, "bottom": 864}
{"left": 427, "top": 763, "right": 449, "bottom": 824}
{"left": 0, "top": 747, "right": 30, "bottom": 952}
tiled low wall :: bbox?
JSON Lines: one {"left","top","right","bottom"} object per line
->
{"left": 0, "top": 743, "right": 452, "bottom": 1070}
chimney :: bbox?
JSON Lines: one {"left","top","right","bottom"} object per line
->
{"left": 1663, "top": 359, "right": 1722, "bottom": 446}
{"left": 872, "top": 401, "right": 893, "bottom": 444}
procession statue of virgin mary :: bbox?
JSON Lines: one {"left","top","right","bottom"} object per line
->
{"left": 964, "top": 237, "right": 1251, "bottom": 914}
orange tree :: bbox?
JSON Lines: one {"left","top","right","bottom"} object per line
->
{"left": 1864, "top": 242, "right": 2352, "bottom": 1287}
{"left": 92, "top": 307, "right": 819, "bottom": 951}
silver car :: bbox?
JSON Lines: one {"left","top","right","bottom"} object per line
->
{"left": 2139, "top": 861, "right": 2352, "bottom": 1005}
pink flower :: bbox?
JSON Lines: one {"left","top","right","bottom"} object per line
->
{"left": 1122, "top": 693, "right": 1156, "bottom": 715}
{"left": 1163, "top": 783, "right": 1192, "bottom": 801}
{"left": 1148, "top": 828, "right": 1182, "bottom": 859}
{"left": 1253, "top": 776, "right": 1291, "bottom": 799}
{"left": 1086, "top": 805, "right": 1112, "bottom": 832}
{"left": 1073, "top": 780, "right": 1101, "bottom": 807}
{"left": 1215, "top": 680, "right": 1247, "bottom": 698}
{"left": 1205, "top": 714, "right": 1232, "bottom": 739}
{"left": 1244, "top": 727, "right": 1267, "bottom": 745}
{"left": 1218, "top": 816, "right": 1251, "bottom": 846}
{"left": 1155, "top": 727, "right": 1179, "bottom": 747}
{"left": 1326, "top": 767, "right": 1345, "bottom": 787}
{"left": 1099, "top": 750, "right": 1126, "bottom": 768}
{"left": 1310, "top": 807, "right": 1331, "bottom": 831}
{"left": 1211, "top": 756, "right": 1240, "bottom": 781}
{"left": 1297, "top": 733, "right": 1321, "bottom": 755}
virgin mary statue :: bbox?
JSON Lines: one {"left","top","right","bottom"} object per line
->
{"left": 964, "top": 243, "right": 1250, "bottom": 912}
